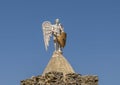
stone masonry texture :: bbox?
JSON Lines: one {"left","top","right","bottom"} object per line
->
{"left": 21, "top": 71, "right": 98, "bottom": 85}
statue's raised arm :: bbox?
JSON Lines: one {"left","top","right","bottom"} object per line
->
{"left": 42, "top": 19, "right": 67, "bottom": 53}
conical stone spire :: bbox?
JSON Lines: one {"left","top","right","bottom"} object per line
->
{"left": 42, "top": 52, "right": 75, "bottom": 75}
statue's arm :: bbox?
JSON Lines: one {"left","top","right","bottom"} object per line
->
{"left": 60, "top": 23, "right": 64, "bottom": 32}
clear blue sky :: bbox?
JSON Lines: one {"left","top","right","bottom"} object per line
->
{"left": 0, "top": 0, "right": 120, "bottom": 85}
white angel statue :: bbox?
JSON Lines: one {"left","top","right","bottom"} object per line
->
{"left": 42, "top": 19, "right": 67, "bottom": 53}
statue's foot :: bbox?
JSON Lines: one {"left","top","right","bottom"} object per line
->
{"left": 58, "top": 50, "right": 62, "bottom": 54}
{"left": 54, "top": 50, "right": 62, "bottom": 54}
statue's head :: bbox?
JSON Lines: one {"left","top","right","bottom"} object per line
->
{"left": 55, "top": 18, "right": 59, "bottom": 24}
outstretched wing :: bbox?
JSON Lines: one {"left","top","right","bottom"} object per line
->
{"left": 42, "top": 21, "right": 52, "bottom": 51}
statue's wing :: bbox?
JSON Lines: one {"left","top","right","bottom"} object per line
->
{"left": 42, "top": 21, "right": 52, "bottom": 51}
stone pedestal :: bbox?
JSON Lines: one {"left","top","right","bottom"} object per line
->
{"left": 21, "top": 52, "right": 98, "bottom": 85}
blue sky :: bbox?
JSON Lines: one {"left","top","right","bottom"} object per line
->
{"left": 0, "top": 0, "right": 120, "bottom": 85}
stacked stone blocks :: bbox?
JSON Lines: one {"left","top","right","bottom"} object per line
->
{"left": 21, "top": 72, "right": 98, "bottom": 85}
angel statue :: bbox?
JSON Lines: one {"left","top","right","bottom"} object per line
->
{"left": 42, "top": 19, "right": 67, "bottom": 53}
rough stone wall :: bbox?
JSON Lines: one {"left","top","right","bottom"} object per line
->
{"left": 21, "top": 72, "right": 98, "bottom": 85}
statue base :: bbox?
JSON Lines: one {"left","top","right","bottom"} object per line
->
{"left": 21, "top": 52, "right": 98, "bottom": 85}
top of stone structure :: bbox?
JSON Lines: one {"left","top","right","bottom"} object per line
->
{"left": 42, "top": 51, "right": 75, "bottom": 75}
{"left": 21, "top": 72, "right": 98, "bottom": 85}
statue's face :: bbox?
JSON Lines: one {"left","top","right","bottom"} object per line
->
{"left": 55, "top": 19, "right": 59, "bottom": 24}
